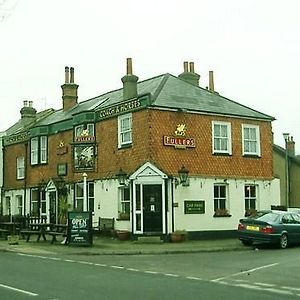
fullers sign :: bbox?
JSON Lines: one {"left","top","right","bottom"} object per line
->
{"left": 163, "top": 124, "right": 195, "bottom": 149}
{"left": 163, "top": 136, "right": 195, "bottom": 148}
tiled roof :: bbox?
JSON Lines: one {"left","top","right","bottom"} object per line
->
{"left": 35, "top": 72, "right": 274, "bottom": 127}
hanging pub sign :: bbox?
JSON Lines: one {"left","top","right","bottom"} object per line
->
{"left": 67, "top": 211, "right": 93, "bottom": 246}
{"left": 163, "top": 124, "right": 196, "bottom": 149}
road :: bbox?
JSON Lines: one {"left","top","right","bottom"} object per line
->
{"left": 0, "top": 246, "right": 300, "bottom": 299}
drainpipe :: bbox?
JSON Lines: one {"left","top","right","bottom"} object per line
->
{"left": 171, "top": 178, "right": 175, "bottom": 233}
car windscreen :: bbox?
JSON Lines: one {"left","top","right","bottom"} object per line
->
{"left": 252, "top": 212, "right": 280, "bottom": 223}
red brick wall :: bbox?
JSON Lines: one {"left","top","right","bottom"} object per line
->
{"left": 148, "top": 110, "right": 273, "bottom": 179}
{"left": 3, "top": 108, "right": 273, "bottom": 189}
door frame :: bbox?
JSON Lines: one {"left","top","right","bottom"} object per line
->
{"left": 130, "top": 162, "right": 168, "bottom": 235}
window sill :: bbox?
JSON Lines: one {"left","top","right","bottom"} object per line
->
{"left": 242, "top": 154, "right": 260, "bottom": 158}
{"left": 212, "top": 152, "right": 232, "bottom": 157}
{"left": 118, "top": 144, "right": 132, "bottom": 150}
{"left": 213, "top": 214, "right": 232, "bottom": 218}
{"left": 116, "top": 218, "right": 130, "bottom": 221}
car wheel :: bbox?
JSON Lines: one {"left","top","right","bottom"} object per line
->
{"left": 279, "top": 234, "right": 288, "bottom": 249}
{"left": 241, "top": 240, "right": 253, "bottom": 246}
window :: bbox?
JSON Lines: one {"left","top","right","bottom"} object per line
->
{"left": 31, "top": 189, "right": 39, "bottom": 216}
{"left": 40, "top": 136, "right": 48, "bottom": 163}
{"left": 16, "top": 195, "right": 23, "bottom": 215}
{"left": 30, "top": 136, "right": 48, "bottom": 165}
{"left": 74, "top": 182, "right": 94, "bottom": 211}
{"left": 17, "top": 156, "right": 25, "bottom": 179}
{"left": 119, "top": 186, "right": 130, "bottom": 219}
{"left": 212, "top": 121, "right": 232, "bottom": 154}
{"left": 242, "top": 124, "right": 260, "bottom": 156}
{"left": 214, "top": 184, "right": 229, "bottom": 216}
{"left": 118, "top": 113, "right": 132, "bottom": 148}
{"left": 31, "top": 137, "right": 38, "bottom": 165}
{"left": 244, "top": 184, "right": 257, "bottom": 216}
{"left": 88, "top": 182, "right": 95, "bottom": 212}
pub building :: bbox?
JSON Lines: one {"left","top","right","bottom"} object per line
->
{"left": 1, "top": 59, "right": 280, "bottom": 240}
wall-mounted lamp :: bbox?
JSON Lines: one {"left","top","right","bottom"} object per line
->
{"left": 175, "top": 166, "right": 190, "bottom": 187}
{"left": 116, "top": 168, "right": 128, "bottom": 186}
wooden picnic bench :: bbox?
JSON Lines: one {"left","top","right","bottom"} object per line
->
{"left": 48, "top": 224, "right": 68, "bottom": 244}
{"left": 20, "top": 216, "right": 49, "bottom": 242}
{"left": 93, "top": 217, "right": 114, "bottom": 235}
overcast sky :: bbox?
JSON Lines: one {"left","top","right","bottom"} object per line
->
{"left": 1, "top": 0, "right": 299, "bottom": 152}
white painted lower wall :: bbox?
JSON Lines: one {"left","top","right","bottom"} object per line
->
{"left": 171, "top": 177, "right": 281, "bottom": 232}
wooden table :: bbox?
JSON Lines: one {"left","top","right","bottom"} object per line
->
{"left": 21, "top": 223, "right": 51, "bottom": 242}
{"left": 48, "top": 224, "right": 68, "bottom": 244}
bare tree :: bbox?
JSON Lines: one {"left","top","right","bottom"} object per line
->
{"left": 0, "top": 0, "right": 19, "bottom": 22}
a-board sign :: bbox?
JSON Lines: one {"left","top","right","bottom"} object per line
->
{"left": 68, "top": 211, "right": 93, "bottom": 246}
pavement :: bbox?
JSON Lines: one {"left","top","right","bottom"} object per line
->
{"left": 0, "top": 235, "right": 246, "bottom": 256}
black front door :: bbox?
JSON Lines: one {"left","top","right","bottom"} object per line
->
{"left": 143, "top": 184, "right": 162, "bottom": 233}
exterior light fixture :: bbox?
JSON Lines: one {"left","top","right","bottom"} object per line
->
{"left": 283, "top": 133, "right": 290, "bottom": 208}
{"left": 116, "top": 168, "right": 127, "bottom": 185}
{"left": 177, "top": 166, "right": 189, "bottom": 187}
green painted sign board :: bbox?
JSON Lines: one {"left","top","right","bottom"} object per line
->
{"left": 184, "top": 200, "right": 205, "bottom": 214}
{"left": 68, "top": 211, "right": 93, "bottom": 246}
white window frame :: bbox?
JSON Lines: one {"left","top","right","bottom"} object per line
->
{"left": 16, "top": 195, "right": 23, "bottom": 215}
{"left": 212, "top": 121, "right": 232, "bottom": 155}
{"left": 118, "top": 186, "right": 130, "bottom": 219}
{"left": 213, "top": 184, "right": 228, "bottom": 212}
{"left": 74, "top": 182, "right": 94, "bottom": 211}
{"left": 118, "top": 113, "right": 132, "bottom": 148}
{"left": 244, "top": 184, "right": 257, "bottom": 211}
{"left": 40, "top": 136, "right": 48, "bottom": 164}
{"left": 242, "top": 124, "right": 261, "bottom": 156}
{"left": 16, "top": 156, "right": 25, "bottom": 179}
{"left": 30, "top": 137, "right": 38, "bottom": 165}
{"left": 30, "top": 136, "right": 48, "bottom": 165}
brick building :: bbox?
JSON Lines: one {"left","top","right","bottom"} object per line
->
{"left": 1, "top": 59, "right": 280, "bottom": 239}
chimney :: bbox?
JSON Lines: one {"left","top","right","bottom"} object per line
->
{"left": 287, "top": 136, "right": 295, "bottom": 157}
{"left": 121, "top": 58, "right": 139, "bottom": 101}
{"left": 178, "top": 61, "right": 200, "bottom": 86}
{"left": 20, "top": 100, "right": 37, "bottom": 124}
{"left": 61, "top": 66, "right": 79, "bottom": 111}
{"left": 209, "top": 71, "right": 215, "bottom": 92}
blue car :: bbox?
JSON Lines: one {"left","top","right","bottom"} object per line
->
{"left": 237, "top": 210, "right": 300, "bottom": 249}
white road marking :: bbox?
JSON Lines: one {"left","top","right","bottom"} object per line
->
{"left": 144, "top": 271, "right": 158, "bottom": 274}
{"left": 164, "top": 273, "right": 179, "bottom": 277}
{"left": 186, "top": 276, "right": 203, "bottom": 281}
{"left": 110, "top": 265, "right": 125, "bottom": 269}
{"left": 211, "top": 262, "right": 279, "bottom": 282}
{"left": 0, "top": 283, "right": 38, "bottom": 296}
{"left": 94, "top": 263, "right": 107, "bottom": 267}
{"left": 126, "top": 268, "right": 140, "bottom": 272}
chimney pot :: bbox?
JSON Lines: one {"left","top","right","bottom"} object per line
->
{"left": 70, "top": 67, "right": 74, "bottom": 83}
{"left": 189, "top": 62, "right": 195, "bottom": 73}
{"left": 183, "top": 61, "right": 189, "bottom": 73}
{"left": 127, "top": 58, "right": 133, "bottom": 75}
{"left": 23, "top": 100, "right": 28, "bottom": 107}
{"left": 65, "top": 66, "right": 70, "bottom": 84}
{"left": 209, "top": 71, "right": 215, "bottom": 92}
